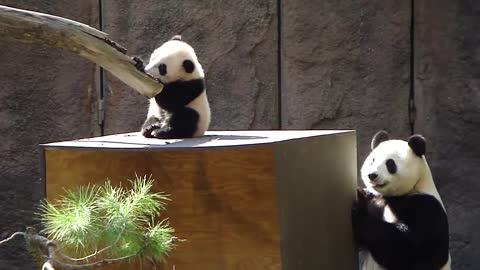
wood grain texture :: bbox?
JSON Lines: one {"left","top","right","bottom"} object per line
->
{"left": 44, "top": 146, "right": 280, "bottom": 270}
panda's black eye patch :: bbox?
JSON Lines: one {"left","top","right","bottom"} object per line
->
{"left": 158, "top": 64, "right": 167, "bottom": 75}
{"left": 386, "top": 159, "right": 397, "bottom": 174}
{"left": 183, "top": 60, "right": 194, "bottom": 73}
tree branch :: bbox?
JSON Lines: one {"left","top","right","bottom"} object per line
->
{"left": 0, "top": 231, "right": 25, "bottom": 245}
{"left": 1, "top": 230, "right": 136, "bottom": 270}
{"left": 0, "top": 5, "right": 163, "bottom": 98}
{"left": 57, "top": 225, "right": 126, "bottom": 262}
{"left": 51, "top": 254, "right": 134, "bottom": 270}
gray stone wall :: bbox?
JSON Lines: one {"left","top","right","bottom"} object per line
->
{"left": 281, "top": 0, "right": 411, "bottom": 166}
{"left": 101, "top": 0, "right": 278, "bottom": 135}
{"left": 414, "top": 1, "right": 480, "bottom": 268}
{"left": 0, "top": 1, "right": 99, "bottom": 269}
{"left": 0, "top": 1, "right": 478, "bottom": 269}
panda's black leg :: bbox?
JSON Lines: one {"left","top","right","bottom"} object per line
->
{"left": 141, "top": 116, "right": 162, "bottom": 138}
{"left": 151, "top": 108, "right": 199, "bottom": 139}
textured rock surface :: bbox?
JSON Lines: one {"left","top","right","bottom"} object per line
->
{"left": 0, "top": 1, "right": 98, "bottom": 269}
{"left": 102, "top": 0, "right": 279, "bottom": 134}
{"left": 414, "top": 1, "right": 480, "bottom": 268}
{"left": 281, "top": 0, "right": 411, "bottom": 163}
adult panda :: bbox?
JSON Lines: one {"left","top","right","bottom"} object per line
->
{"left": 134, "top": 35, "right": 210, "bottom": 139}
{"left": 352, "top": 130, "right": 451, "bottom": 270}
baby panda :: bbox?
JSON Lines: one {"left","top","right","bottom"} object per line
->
{"left": 134, "top": 35, "right": 210, "bottom": 139}
{"left": 352, "top": 130, "right": 451, "bottom": 270}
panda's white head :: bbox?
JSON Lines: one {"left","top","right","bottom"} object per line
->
{"left": 144, "top": 35, "right": 204, "bottom": 83}
{"left": 360, "top": 130, "right": 428, "bottom": 197}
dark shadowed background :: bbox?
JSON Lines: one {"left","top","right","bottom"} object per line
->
{"left": 0, "top": 0, "right": 478, "bottom": 269}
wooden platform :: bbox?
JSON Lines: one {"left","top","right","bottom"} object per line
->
{"left": 40, "top": 130, "right": 358, "bottom": 270}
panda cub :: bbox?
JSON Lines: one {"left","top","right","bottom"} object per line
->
{"left": 352, "top": 130, "right": 451, "bottom": 270}
{"left": 135, "top": 35, "right": 210, "bottom": 139}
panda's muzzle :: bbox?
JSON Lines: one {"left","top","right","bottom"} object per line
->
{"left": 368, "top": 173, "right": 388, "bottom": 188}
{"left": 373, "top": 182, "right": 387, "bottom": 188}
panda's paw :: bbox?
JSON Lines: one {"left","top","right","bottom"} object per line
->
{"left": 351, "top": 216, "right": 366, "bottom": 246}
{"left": 357, "top": 187, "right": 377, "bottom": 205}
{"left": 151, "top": 127, "right": 177, "bottom": 139}
{"left": 357, "top": 187, "right": 375, "bottom": 198}
{"left": 132, "top": 56, "right": 145, "bottom": 72}
{"left": 352, "top": 199, "right": 367, "bottom": 214}
{"left": 356, "top": 188, "right": 370, "bottom": 210}
{"left": 352, "top": 203, "right": 360, "bottom": 220}
{"left": 141, "top": 123, "right": 161, "bottom": 138}
{"left": 357, "top": 187, "right": 367, "bottom": 200}
{"left": 351, "top": 202, "right": 365, "bottom": 240}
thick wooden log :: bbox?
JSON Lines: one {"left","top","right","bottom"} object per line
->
{"left": 0, "top": 5, "right": 162, "bottom": 98}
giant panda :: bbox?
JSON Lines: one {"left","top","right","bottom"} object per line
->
{"left": 352, "top": 130, "right": 451, "bottom": 270}
{"left": 134, "top": 35, "right": 210, "bottom": 139}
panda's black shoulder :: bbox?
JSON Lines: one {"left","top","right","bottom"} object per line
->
{"left": 387, "top": 193, "right": 444, "bottom": 212}
{"left": 387, "top": 193, "right": 448, "bottom": 229}
{"left": 391, "top": 193, "right": 444, "bottom": 210}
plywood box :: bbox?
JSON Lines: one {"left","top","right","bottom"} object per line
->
{"left": 40, "top": 130, "right": 357, "bottom": 270}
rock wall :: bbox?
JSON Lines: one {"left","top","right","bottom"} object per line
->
{"left": 414, "top": 1, "right": 480, "bottom": 268}
{"left": 281, "top": 0, "right": 411, "bottom": 168}
{"left": 101, "top": 0, "right": 279, "bottom": 134}
{"left": 0, "top": 1, "right": 98, "bottom": 269}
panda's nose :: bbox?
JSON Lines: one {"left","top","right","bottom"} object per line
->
{"left": 368, "top": 173, "right": 378, "bottom": 180}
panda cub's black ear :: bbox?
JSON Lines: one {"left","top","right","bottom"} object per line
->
{"left": 170, "top": 35, "right": 182, "bottom": 41}
{"left": 408, "top": 134, "right": 426, "bottom": 157}
{"left": 371, "top": 130, "right": 390, "bottom": 150}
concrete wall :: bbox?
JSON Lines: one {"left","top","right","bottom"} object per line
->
{"left": 0, "top": 1, "right": 478, "bottom": 269}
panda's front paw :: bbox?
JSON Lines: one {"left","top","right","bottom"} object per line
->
{"left": 151, "top": 127, "right": 177, "bottom": 139}
{"left": 141, "top": 123, "right": 161, "bottom": 138}
{"left": 356, "top": 188, "right": 370, "bottom": 210}
{"left": 352, "top": 201, "right": 366, "bottom": 222}
{"left": 351, "top": 201, "right": 366, "bottom": 244}
{"left": 352, "top": 202, "right": 360, "bottom": 221}
{"left": 352, "top": 189, "right": 371, "bottom": 228}
{"left": 132, "top": 56, "right": 145, "bottom": 72}
{"left": 357, "top": 187, "right": 376, "bottom": 200}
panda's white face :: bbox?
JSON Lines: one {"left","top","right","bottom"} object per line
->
{"left": 144, "top": 39, "right": 204, "bottom": 83}
{"left": 361, "top": 140, "right": 424, "bottom": 197}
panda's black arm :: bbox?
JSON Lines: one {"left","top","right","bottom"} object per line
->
{"left": 353, "top": 214, "right": 414, "bottom": 268}
{"left": 392, "top": 194, "right": 450, "bottom": 269}
{"left": 155, "top": 79, "right": 205, "bottom": 111}
{"left": 353, "top": 194, "right": 449, "bottom": 269}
